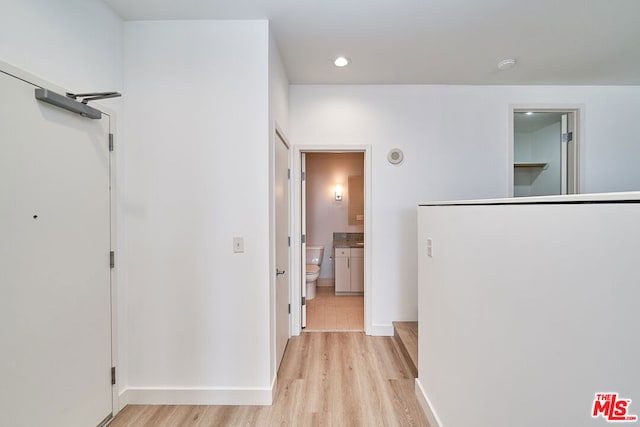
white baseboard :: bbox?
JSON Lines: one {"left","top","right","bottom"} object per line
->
{"left": 116, "top": 388, "right": 130, "bottom": 412}
{"left": 367, "top": 323, "right": 395, "bottom": 336}
{"left": 119, "top": 385, "right": 274, "bottom": 406}
{"left": 415, "top": 379, "right": 443, "bottom": 427}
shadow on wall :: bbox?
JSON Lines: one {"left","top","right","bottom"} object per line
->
{"left": 396, "top": 208, "right": 418, "bottom": 319}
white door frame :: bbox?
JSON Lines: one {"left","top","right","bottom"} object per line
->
{"left": 290, "top": 145, "right": 372, "bottom": 336}
{"left": 508, "top": 104, "right": 585, "bottom": 197}
{"left": 0, "top": 60, "right": 120, "bottom": 421}
{"left": 300, "top": 153, "right": 307, "bottom": 328}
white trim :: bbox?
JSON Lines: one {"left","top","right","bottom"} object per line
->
{"left": 290, "top": 145, "right": 373, "bottom": 336}
{"left": 415, "top": 379, "right": 443, "bottom": 427}
{"left": 117, "top": 388, "right": 131, "bottom": 409}
{"left": 368, "top": 323, "right": 395, "bottom": 336}
{"left": 0, "top": 59, "right": 66, "bottom": 94}
{"left": 300, "top": 152, "right": 307, "bottom": 328}
{"left": 107, "top": 112, "right": 120, "bottom": 415}
{"left": 420, "top": 191, "right": 640, "bottom": 206}
{"left": 119, "top": 386, "right": 274, "bottom": 406}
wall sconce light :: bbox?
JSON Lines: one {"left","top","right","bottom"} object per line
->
{"left": 335, "top": 184, "right": 343, "bottom": 201}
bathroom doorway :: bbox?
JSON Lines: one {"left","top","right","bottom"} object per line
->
{"left": 295, "top": 149, "right": 369, "bottom": 333}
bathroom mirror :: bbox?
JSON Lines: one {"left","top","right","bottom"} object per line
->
{"left": 348, "top": 175, "right": 364, "bottom": 225}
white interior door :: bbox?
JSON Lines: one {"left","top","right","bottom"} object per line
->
{"left": 275, "top": 130, "right": 290, "bottom": 368}
{"left": 565, "top": 112, "right": 578, "bottom": 194}
{"left": 0, "top": 70, "right": 112, "bottom": 427}
{"left": 561, "top": 113, "right": 568, "bottom": 195}
{"left": 300, "top": 153, "right": 307, "bottom": 328}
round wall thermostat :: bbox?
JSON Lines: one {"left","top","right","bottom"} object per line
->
{"left": 387, "top": 148, "right": 404, "bottom": 165}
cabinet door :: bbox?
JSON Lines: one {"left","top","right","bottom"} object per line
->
{"left": 335, "top": 256, "right": 350, "bottom": 293}
{"left": 350, "top": 255, "right": 364, "bottom": 292}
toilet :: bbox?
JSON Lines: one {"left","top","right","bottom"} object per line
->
{"left": 305, "top": 245, "right": 324, "bottom": 300}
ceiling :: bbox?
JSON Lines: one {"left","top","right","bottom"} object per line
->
{"left": 102, "top": 0, "right": 640, "bottom": 85}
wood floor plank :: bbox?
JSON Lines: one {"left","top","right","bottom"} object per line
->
{"left": 302, "top": 334, "right": 332, "bottom": 414}
{"left": 371, "top": 336, "right": 415, "bottom": 380}
{"left": 110, "top": 333, "right": 430, "bottom": 427}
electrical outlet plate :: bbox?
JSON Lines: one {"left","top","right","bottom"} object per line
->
{"left": 233, "top": 237, "right": 244, "bottom": 253}
{"left": 426, "top": 238, "right": 433, "bottom": 257}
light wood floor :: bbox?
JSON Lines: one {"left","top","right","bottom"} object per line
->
{"left": 110, "top": 332, "right": 430, "bottom": 427}
{"left": 306, "top": 286, "right": 363, "bottom": 331}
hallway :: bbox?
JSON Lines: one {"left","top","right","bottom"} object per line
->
{"left": 111, "top": 333, "right": 429, "bottom": 426}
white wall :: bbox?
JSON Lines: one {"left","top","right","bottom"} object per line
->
{"left": 514, "top": 131, "right": 534, "bottom": 196}
{"left": 0, "top": 0, "right": 122, "bottom": 94}
{"left": 289, "top": 84, "right": 640, "bottom": 329}
{"left": 122, "top": 20, "right": 273, "bottom": 404}
{"left": 416, "top": 193, "right": 640, "bottom": 427}
{"left": 306, "top": 153, "right": 364, "bottom": 279}
{"left": 269, "top": 32, "right": 289, "bottom": 135}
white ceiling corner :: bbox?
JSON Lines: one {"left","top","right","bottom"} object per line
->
{"left": 103, "top": 0, "right": 640, "bottom": 85}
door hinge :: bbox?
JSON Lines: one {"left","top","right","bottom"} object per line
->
{"left": 109, "top": 133, "right": 114, "bottom": 151}
{"left": 288, "top": 303, "right": 291, "bottom": 314}
{"left": 111, "top": 367, "right": 116, "bottom": 385}
{"left": 302, "top": 296, "right": 306, "bottom": 306}
{"left": 110, "top": 251, "right": 115, "bottom": 269}
{"left": 562, "top": 132, "right": 573, "bottom": 143}
{"left": 288, "top": 236, "right": 291, "bottom": 247}
{"left": 288, "top": 168, "right": 291, "bottom": 180}
{"left": 302, "top": 234, "right": 306, "bottom": 244}
{"left": 301, "top": 171, "right": 306, "bottom": 181}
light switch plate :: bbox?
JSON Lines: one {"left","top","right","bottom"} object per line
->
{"left": 233, "top": 237, "right": 244, "bottom": 253}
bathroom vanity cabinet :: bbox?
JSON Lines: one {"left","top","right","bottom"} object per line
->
{"left": 335, "top": 247, "right": 364, "bottom": 294}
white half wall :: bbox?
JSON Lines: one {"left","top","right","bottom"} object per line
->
{"left": 289, "top": 84, "right": 640, "bottom": 331}
{"left": 417, "top": 193, "right": 640, "bottom": 427}
{"left": 122, "top": 20, "right": 272, "bottom": 404}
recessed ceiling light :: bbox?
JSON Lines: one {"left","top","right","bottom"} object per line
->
{"left": 334, "top": 56, "right": 350, "bottom": 67}
{"left": 497, "top": 58, "right": 517, "bottom": 70}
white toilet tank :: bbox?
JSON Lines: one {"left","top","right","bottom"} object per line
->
{"left": 306, "top": 245, "right": 324, "bottom": 266}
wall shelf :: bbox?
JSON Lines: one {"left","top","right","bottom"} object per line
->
{"left": 514, "top": 162, "right": 548, "bottom": 169}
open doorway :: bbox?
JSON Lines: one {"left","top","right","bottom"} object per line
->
{"left": 302, "top": 152, "right": 365, "bottom": 331}
{"left": 511, "top": 108, "right": 580, "bottom": 197}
